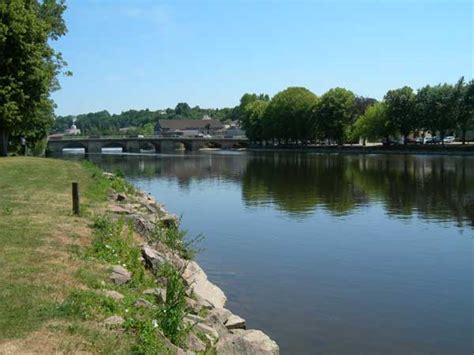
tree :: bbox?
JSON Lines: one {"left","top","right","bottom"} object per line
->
{"left": 264, "top": 87, "right": 317, "bottom": 144}
{"left": 313, "top": 88, "right": 355, "bottom": 145}
{"left": 384, "top": 86, "right": 416, "bottom": 144}
{"left": 174, "top": 102, "right": 191, "bottom": 117}
{"left": 416, "top": 84, "right": 457, "bottom": 145}
{"left": 352, "top": 102, "right": 396, "bottom": 143}
{"left": 454, "top": 78, "right": 474, "bottom": 144}
{"left": 0, "top": 0, "right": 68, "bottom": 156}
{"left": 242, "top": 100, "right": 268, "bottom": 143}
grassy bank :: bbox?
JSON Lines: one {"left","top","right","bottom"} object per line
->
{"left": 0, "top": 157, "right": 195, "bottom": 353}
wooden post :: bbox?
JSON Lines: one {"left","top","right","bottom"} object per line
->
{"left": 72, "top": 182, "right": 80, "bottom": 215}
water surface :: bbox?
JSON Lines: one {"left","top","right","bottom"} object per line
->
{"left": 85, "top": 152, "right": 473, "bottom": 354}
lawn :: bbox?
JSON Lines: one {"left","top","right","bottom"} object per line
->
{"left": 0, "top": 157, "right": 128, "bottom": 352}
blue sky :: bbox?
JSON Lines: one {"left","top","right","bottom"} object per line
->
{"left": 52, "top": 0, "right": 473, "bottom": 116}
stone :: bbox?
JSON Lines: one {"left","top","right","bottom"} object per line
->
{"left": 104, "top": 315, "right": 124, "bottom": 326}
{"left": 143, "top": 287, "right": 167, "bottom": 303}
{"left": 208, "top": 308, "right": 232, "bottom": 324}
{"left": 108, "top": 205, "right": 131, "bottom": 215}
{"left": 184, "top": 316, "right": 219, "bottom": 340}
{"left": 103, "top": 290, "right": 124, "bottom": 301}
{"left": 185, "top": 297, "right": 201, "bottom": 314}
{"left": 116, "top": 193, "right": 127, "bottom": 202}
{"left": 134, "top": 298, "right": 155, "bottom": 308}
{"left": 186, "top": 333, "right": 206, "bottom": 352}
{"left": 142, "top": 245, "right": 166, "bottom": 271}
{"left": 184, "top": 314, "right": 205, "bottom": 324}
{"left": 183, "top": 261, "right": 226, "bottom": 309}
{"left": 103, "top": 172, "right": 115, "bottom": 179}
{"left": 160, "top": 213, "right": 178, "bottom": 228}
{"left": 110, "top": 265, "right": 132, "bottom": 285}
{"left": 216, "top": 330, "right": 279, "bottom": 355}
{"left": 225, "top": 314, "right": 246, "bottom": 330}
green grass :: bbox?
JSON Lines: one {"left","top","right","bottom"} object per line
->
{"left": 0, "top": 156, "right": 202, "bottom": 353}
{"left": 0, "top": 157, "right": 109, "bottom": 341}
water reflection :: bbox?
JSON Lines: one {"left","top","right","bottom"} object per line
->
{"left": 87, "top": 152, "right": 474, "bottom": 228}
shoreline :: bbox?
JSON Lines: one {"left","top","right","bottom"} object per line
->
{"left": 106, "top": 173, "right": 280, "bottom": 354}
{"left": 246, "top": 145, "right": 474, "bottom": 156}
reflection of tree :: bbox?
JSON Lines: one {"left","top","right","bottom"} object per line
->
{"left": 242, "top": 153, "right": 474, "bottom": 226}
{"left": 242, "top": 153, "right": 368, "bottom": 216}
{"left": 88, "top": 152, "right": 474, "bottom": 227}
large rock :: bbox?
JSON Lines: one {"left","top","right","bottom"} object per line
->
{"left": 143, "top": 287, "right": 167, "bottom": 303}
{"left": 216, "top": 330, "right": 279, "bottom": 355}
{"left": 103, "top": 290, "right": 125, "bottom": 301}
{"left": 110, "top": 265, "right": 132, "bottom": 285}
{"left": 183, "top": 261, "right": 226, "bottom": 308}
{"left": 186, "top": 333, "right": 206, "bottom": 352}
{"left": 225, "top": 314, "right": 246, "bottom": 330}
{"left": 141, "top": 245, "right": 166, "bottom": 270}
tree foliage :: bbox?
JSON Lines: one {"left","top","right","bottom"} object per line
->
{"left": 0, "top": 0, "right": 68, "bottom": 156}
{"left": 313, "top": 88, "right": 355, "bottom": 144}
{"left": 384, "top": 86, "right": 415, "bottom": 144}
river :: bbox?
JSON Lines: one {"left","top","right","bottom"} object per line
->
{"left": 74, "top": 151, "right": 472, "bottom": 354}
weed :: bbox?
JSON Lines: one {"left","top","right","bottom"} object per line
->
{"left": 56, "top": 289, "right": 118, "bottom": 320}
{"left": 1, "top": 206, "right": 13, "bottom": 216}
{"left": 152, "top": 222, "right": 203, "bottom": 260}
{"left": 87, "top": 215, "right": 155, "bottom": 289}
{"left": 156, "top": 264, "right": 188, "bottom": 346}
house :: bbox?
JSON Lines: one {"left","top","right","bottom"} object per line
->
{"left": 156, "top": 119, "right": 224, "bottom": 137}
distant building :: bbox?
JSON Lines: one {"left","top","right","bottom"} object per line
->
{"left": 157, "top": 119, "right": 224, "bottom": 137}
{"left": 66, "top": 123, "right": 81, "bottom": 135}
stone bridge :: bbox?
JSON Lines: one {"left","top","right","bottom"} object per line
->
{"left": 47, "top": 136, "right": 248, "bottom": 155}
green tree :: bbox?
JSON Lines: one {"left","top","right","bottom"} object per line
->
{"left": 416, "top": 84, "right": 457, "bottom": 145}
{"left": 242, "top": 100, "right": 268, "bottom": 143}
{"left": 352, "top": 102, "right": 396, "bottom": 143}
{"left": 384, "top": 86, "right": 415, "bottom": 144}
{"left": 0, "top": 0, "right": 68, "bottom": 156}
{"left": 264, "top": 87, "right": 317, "bottom": 144}
{"left": 313, "top": 88, "right": 355, "bottom": 145}
{"left": 174, "top": 102, "right": 191, "bottom": 117}
{"left": 454, "top": 78, "right": 474, "bottom": 144}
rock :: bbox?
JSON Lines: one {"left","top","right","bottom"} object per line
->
{"left": 104, "top": 315, "right": 124, "bottom": 326}
{"left": 143, "top": 287, "right": 167, "bottom": 303}
{"left": 134, "top": 298, "right": 155, "bottom": 308}
{"left": 208, "top": 308, "right": 232, "bottom": 324}
{"left": 204, "top": 310, "right": 230, "bottom": 337}
{"left": 103, "top": 290, "right": 124, "bottom": 301}
{"left": 183, "top": 261, "right": 226, "bottom": 309}
{"left": 116, "top": 193, "right": 127, "bottom": 202}
{"left": 103, "top": 172, "right": 115, "bottom": 179}
{"left": 155, "top": 330, "right": 193, "bottom": 354}
{"left": 185, "top": 297, "right": 201, "bottom": 314}
{"left": 225, "top": 314, "right": 246, "bottom": 330}
{"left": 184, "top": 314, "right": 205, "bottom": 324}
{"left": 186, "top": 333, "right": 206, "bottom": 352}
{"left": 108, "top": 205, "right": 131, "bottom": 215}
{"left": 184, "top": 316, "right": 219, "bottom": 340}
{"left": 216, "top": 330, "right": 279, "bottom": 355}
{"left": 142, "top": 245, "right": 166, "bottom": 271}
{"left": 110, "top": 265, "right": 132, "bottom": 285}
{"left": 160, "top": 213, "right": 178, "bottom": 228}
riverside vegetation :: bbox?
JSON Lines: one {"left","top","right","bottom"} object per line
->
{"left": 0, "top": 157, "right": 278, "bottom": 354}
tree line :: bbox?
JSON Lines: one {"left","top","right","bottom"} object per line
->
{"left": 53, "top": 103, "right": 239, "bottom": 136}
{"left": 240, "top": 78, "right": 474, "bottom": 146}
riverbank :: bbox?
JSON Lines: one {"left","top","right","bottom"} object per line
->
{"left": 0, "top": 157, "right": 278, "bottom": 354}
{"left": 248, "top": 144, "right": 474, "bottom": 155}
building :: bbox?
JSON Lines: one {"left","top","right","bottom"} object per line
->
{"left": 156, "top": 119, "right": 224, "bottom": 137}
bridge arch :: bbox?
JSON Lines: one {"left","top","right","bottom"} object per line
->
{"left": 139, "top": 141, "right": 160, "bottom": 153}
{"left": 62, "top": 142, "right": 87, "bottom": 154}
{"left": 101, "top": 141, "right": 125, "bottom": 153}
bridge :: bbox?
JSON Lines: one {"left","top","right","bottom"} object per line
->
{"left": 47, "top": 136, "right": 248, "bottom": 155}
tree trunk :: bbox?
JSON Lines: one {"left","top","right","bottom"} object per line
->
{"left": 462, "top": 128, "right": 466, "bottom": 145}
{"left": 0, "top": 126, "right": 8, "bottom": 157}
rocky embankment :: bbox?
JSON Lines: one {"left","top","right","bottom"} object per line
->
{"left": 102, "top": 172, "right": 279, "bottom": 354}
